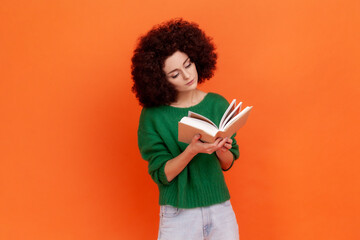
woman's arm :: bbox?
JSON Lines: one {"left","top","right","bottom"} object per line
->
{"left": 215, "top": 137, "right": 235, "bottom": 170}
{"left": 164, "top": 134, "right": 228, "bottom": 182}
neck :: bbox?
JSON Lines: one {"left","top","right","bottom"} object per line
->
{"left": 172, "top": 89, "right": 198, "bottom": 108}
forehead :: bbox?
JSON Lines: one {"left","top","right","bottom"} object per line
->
{"left": 163, "top": 51, "right": 189, "bottom": 72}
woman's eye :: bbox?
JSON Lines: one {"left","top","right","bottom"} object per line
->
{"left": 185, "top": 62, "right": 192, "bottom": 68}
{"left": 171, "top": 73, "right": 179, "bottom": 79}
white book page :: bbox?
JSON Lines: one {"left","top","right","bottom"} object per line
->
{"left": 223, "top": 106, "right": 253, "bottom": 132}
{"left": 220, "top": 102, "right": 242, "bottom": 131}
{"left": 188, "top": 111, "right": 217, "bottom": 128}
{"left": 219, "top": 99, "right": 236, "bottom": 130}
{"left": 180, "top": 117, "right": 219, "bottom": 136}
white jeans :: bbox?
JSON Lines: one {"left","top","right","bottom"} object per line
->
{"left": 158, "top": 200, "right": 239, "bottom": 240}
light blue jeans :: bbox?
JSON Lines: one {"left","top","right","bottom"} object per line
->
{"left": 157, "top": 200, "right": 239, "bottom": 240}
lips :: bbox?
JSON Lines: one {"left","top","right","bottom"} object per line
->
{"left": 186, "top": 79, "right": 195, "bottom": 86}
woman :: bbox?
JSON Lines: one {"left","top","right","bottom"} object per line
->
{"left": 131, "top": 18, "right": 240, "bottom": 240}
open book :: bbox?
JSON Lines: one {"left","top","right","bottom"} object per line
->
{"left": 178, "top": 99, "right": 253, "bottom": 143}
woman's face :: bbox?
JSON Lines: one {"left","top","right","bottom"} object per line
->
{"left": 163, "top": 51, "right": 198, "bottom": 92}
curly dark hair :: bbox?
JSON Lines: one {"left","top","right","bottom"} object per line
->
{"left": 131, "top": 18, "right": 217, "bottom": 108}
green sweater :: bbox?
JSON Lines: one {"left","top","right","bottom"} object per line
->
{"left": 137, "top": 92, "right": 239, "bottom": 208}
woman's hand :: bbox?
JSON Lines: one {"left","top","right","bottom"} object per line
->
{"left": 165, "top": 134, "right": 234, "bottom": 182}
{"left": 216, "top": 137, "right": 233, "bottom": 153}
{"left": 187, "top": 134, "right": 228, "bottom": 155}
{"left": 164, "top": 134, "right": 227, "bottom": 182}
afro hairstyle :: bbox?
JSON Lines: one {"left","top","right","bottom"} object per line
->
{"left": 131, "top": 18, "right": 217, "bottom": 108}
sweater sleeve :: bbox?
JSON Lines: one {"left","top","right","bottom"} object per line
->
{"left": 138, "top": 128, "right": 173, "bottom": 186}
{"left": 222, "top": 133, "right": 240, "bottom": 171}
{"left": 230, "top": 133, "right": 240, "bottom": 159}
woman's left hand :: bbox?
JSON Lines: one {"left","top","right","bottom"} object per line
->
{"left": 216, "top": 137, "right": 232, "bottom": 153}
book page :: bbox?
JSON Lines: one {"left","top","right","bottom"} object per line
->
{"left": 223, "top": 106, "right": 253, "bottom": 132}
{"left": 212, "top": 106, "right": 253, "bottom": 140}
{"left": 180, "top": 117, "right": 219, "bottom": 135}
{"left": 219, "top": 99, "right": 236, "bottom": 130}
{"left": 220, "top": 102, "right": 242, "bottom": 131}
{"left": 179, "top": 123, "right": 219, "bottom": 143}
{"left": 188, "top": 111, "right": 217, "bottom": 128}
{"left": 178, "top": 117, "right": 220, "bottom": 143}
{"left": 178, "top": 101, "right": 253, "bottom": 144}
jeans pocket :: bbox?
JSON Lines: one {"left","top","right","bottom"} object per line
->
{"left": 160, "top": 205, "right": 181, "bottom": 218}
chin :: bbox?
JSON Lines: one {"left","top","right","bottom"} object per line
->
{"left": 188, "top": 83, "right": 197, "bottom": 90}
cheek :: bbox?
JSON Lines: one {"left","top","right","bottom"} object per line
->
{"left": 166, "top": 78, "right": 181, "bottom": 89}
{"left": 192, "top": 65, "right": 198, "bottom": 76}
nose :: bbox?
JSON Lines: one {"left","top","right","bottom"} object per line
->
{"left": 182, "top": 69, "right": 191, "bottom": 80}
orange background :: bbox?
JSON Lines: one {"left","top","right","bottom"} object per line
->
{"left": 1, "top": 0, "right": 360, "bottom": 239}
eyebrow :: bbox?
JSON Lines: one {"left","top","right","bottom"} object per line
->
{"left": 166, "top": 57, "right": 190, "bottom": 75}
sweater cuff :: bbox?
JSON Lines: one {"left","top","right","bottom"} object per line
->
{"left": 158, "top": 162, "right": 170, "bottom": 185}
{"left": 222, "top": 148, "right": 238, "bottom": 171}
{"left": 222, "top": 158, "right": 235, "bottom": 171}
{"left": 229, "top": 146, "right": 240, "bottom": 161}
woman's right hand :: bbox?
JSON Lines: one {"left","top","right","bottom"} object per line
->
{"left": 187, "top": 134, "right": 227, "bottom": 155}
{"left": 164, "top": 134, "right": 227, "bottom": 182}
